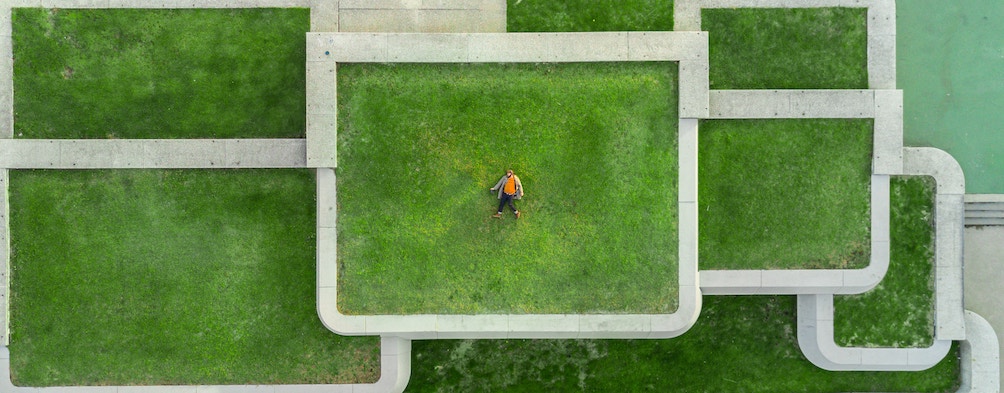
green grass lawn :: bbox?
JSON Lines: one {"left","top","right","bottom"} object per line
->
{"left": 699, "top": 119, "right": 873, "bottom": 270}
{"left": 835, "top": 176, "right": 937, "bottom": 347}
{"left": 405, "top": 296, "right": 960, "bottom": 393}
{"left": 336, "top": 63, "right": 679, "bottom": 314}
{"left": 703, "top": 7, "right": 868, "bottom": 89}
{"left": 12, "top": 8, "right": 308, "bottom": 139}
{"left": 507, "top": 0, "right": 674, "bottom": 32}
{"left": 8, "top": 170, "right": 379, "bottom": 386}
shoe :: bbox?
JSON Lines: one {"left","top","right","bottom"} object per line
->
{"left": 515, "top": 211, "right": 521, "bottom": 219}
{"left": 492, "top": 213, "right": 502, "bottom": 219}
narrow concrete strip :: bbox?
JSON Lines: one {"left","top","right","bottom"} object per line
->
{"left": 672, "top": 1, "right": 702, "bottom": 31}
{"left": 306, "top": 114, "right": 337, "bottom": 168}
{"left": 868, "top": 34, "right": 897, "bottom": 90}
{"left": 934, "top": 194, "right": 967, "bottom": 340}
{"left": 966, "top": 194, "right": 1004, "bottom": 203}
{"left": 873, "top": 90, "right": 904, "bottom": 174}
{"left": 708, "top": 90, "right": 874, "bottom": 119}
{"left": 0, "top": 337, "right": 411, "bottom": 393}
{"left": 0, "top": 25, "right": 11, "bottom": 139}
{"left": 339, "top": 0, "right": 491, "bottom": 9}
{"left": 435, "top": 315, "right": 508, "bottom": 339}
{"left": 797, "top": 294, "right": 953, "bottom": 371}
{"left": 699, "top": 270, "right": 762, "bottom": 295}
{"left": 678, "top": 119, "right": 698, "bottom": 204}
{"left": 0, "top": 170, "right": 7, "bottom": 346}
{"left": 14, "top": 0, "right": 312, "bottom": 7}
{"left": 309, "top": 32, "right": 711, "bottom": 63}
{"left": 698, "top": 0, "right": 874, "bottom": 8}
{"left": 0, "top": 139, "right": 305, "bottom": 169}
{"left": 309, "top": 0, "right": 338, "bottom": 33}
{"left": 867, "top": 0, "right": 896, "bottom": 36}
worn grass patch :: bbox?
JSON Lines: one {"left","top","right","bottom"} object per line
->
{"left": 699, "top": 119, "right": 873, "bottom": 270}
{"left": 406, "top": 296, "right": 960, "bottom": 392}
{"left": 703, "top": 7, "right": 868, "bottom": 89}
{"left": 507, "top": 0, "right": 674, "bottom": 31}
{"left": 337, "top": 63, "right": 679, "bottom": 314}
{"left": 12, "top": 8, "right": 308, "bottom": 138}
{"left": 835, "top": 176, "right": 937, "bottom": 347}
{"left": 8, "top": 170, "right": 379, "bottom": 386}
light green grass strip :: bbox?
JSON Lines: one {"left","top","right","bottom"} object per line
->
{"left": 834, "top": 176, "right": 936, "bottom": 347}
{"left": 337, "top": 63, "right": 679, "bottom": 315}
{"left": 699, "top": 119, "right": 873, "bottom": 270}
{"left": 703, "top": 8, "right": 868, "bottom": 89}
{"left": 12, "top": 8, "right": 308, "bottom": 139}
{"left": 8, "top": 170, "right": 379, "bottom": 386}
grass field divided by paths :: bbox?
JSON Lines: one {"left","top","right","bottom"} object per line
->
{"left": 336, "top": 62, "right": 680, "bottom": 315}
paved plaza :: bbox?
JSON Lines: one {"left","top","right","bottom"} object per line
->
{"left": 0, "top": 0, "right": 1000, "bottom": 392}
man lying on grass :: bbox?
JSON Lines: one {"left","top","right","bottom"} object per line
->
{"left": 490, "top": 169, "right": 524, "bottom": 219}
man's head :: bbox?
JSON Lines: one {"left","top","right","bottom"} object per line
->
{"left": 506, "top": 170, "right": 514, "bottom": 177}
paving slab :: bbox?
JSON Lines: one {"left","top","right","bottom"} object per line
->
{"left": 871, "top": 175, "right": 891, "bottom": 243}
{"left": 315, "top": 227, "right": 337, "bottom": 288}
{"left": 306, "top": 62, "right": 337, "bottom": 115}
{"left": 507, "top": 314, "right": 579, "bottom": 339}
{"left": 308, "top": 33, "right": 388, "bottom": 62}
{"left": 338, "top": 9, "right": 420, "bottom": 33}
{"left": 366, "top": 315, "right": 437, "bottom": 336}
{"left": 868, "top": 34, "right": 897, "bottom": 90}
{"left": 678, "top": 119, "right": 698, "bottom": 203}
{"left": 224, "top": 139, "right": 306, "bottom": 168}
{"left": 788, "top": 90, "right": 874, "bottom": 118}
{"left": 309, "top": 0, "right": 339, "bottom": 32}
{"left": 709, "top": 90, "right": 790, "bottom": 118}
{"left": 672, "top": 1, "right": 701, "bottom": 31}
{"left": 316, "top": 168, "right": 337, "bottom": 228}
{"left": 627, "top": 32, "right": 706, "bottom": 61}
{"left": 903, "top": 147, "right": 966, "bottom": 195}
{"left": 698, "top": 270, "right": 762, "bottom": 295}
{"left": 577, "top": 315, "right": 651, "bottom": 339}
{"left": 958, "top": 311, "right": 1002, "bottom": 392}
{"left": 760, "top": 270, "right": 844, "bottom": 293}
{"left": 935, "top": 263, "right": 966, "bottom": 340}
{"left": 678, "top": 201, "right": 698, "bottom": 283}
{"left": 386, "top": 33, "right": 469, "bottom": 62}
{"left": 867, "top": 0, "right": 896, "bottom": 36}
{"left": 435, "top": 315, "right": 509, "bottom": 339}
{"left": 58, "top": 139, "right": 148, "bottom": 168}
{"left": 0, "top": 6, "right": 11, "bottom": 38}
{"left": 873, "top": 90, "right": 904, "bottom": 174}
{"left": 0, "top": 139, "right": 59, "bottom": 167}
{"left": 306, "top": 114, "right": 338, "bottom": 168}
{"left": 467, "top": 33, "right": 548, "bottom": 62}
{"left": 678, "top": 60, "right": 709, "bottom": 119}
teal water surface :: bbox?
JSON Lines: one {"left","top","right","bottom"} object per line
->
{"left": 899, "top": 0, "right": 1004, "bottom": 193}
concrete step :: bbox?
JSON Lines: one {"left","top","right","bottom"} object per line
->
{"left": 965, "top": 217, "right": 1004, "bottom": 227}
{"left": 965, "top": 210, "right": 1004, "bottom": 219}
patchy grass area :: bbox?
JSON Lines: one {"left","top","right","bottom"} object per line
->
{"left": 406, "top": 296, "right": 960, "bottom": 392}
{"left": 703, "top": 7, "right": 868, "bottom": 89}
{"left": 12, "top": 8, "right": 308, "bottom": 139}
{"left": 8, "top": 170, "right": 379, "bottom": 386}
{"left": 835, "top": 176, "right": 937, "bottom": 347}
{"left": 699, "top": 119, "right": 873, "bottom": 270}
{"left": 507, "top": 0, "right": 674, "bottom": 31}
{"left": 337, "top": 63, "right": 679, "bottom": 314}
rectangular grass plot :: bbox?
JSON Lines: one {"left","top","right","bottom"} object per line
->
{"left": 335, "top": 63, "right": 680, "bottom": 315}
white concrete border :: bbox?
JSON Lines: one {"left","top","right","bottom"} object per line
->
{"left": 0, "top": 139, "right": 307, "bottom": 168}
{"left": 958, "top": 311, "right": 1001, "bottom": 393}
{"left": 797, "top": 294, "right": 952, "bottom": 371}
{"left": 0, "top": 336, "right": 412, "bottom": 393}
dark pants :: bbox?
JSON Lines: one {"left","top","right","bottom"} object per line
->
{"left": 498, "top": 193, "right": 517, "bottom": 213}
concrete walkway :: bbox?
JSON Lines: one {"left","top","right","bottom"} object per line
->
{"left": 965, "top": 226, "right": 1004, "bottom": 392}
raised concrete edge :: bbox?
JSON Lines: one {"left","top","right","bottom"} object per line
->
{"left": 316, "top": 162, "right": 702, "bottom": 338}
{"left": 0, "top": 139, "right": 307, "bottom": 169}
{"left": 8, "top": 0, "right": 311, "bottom": 7}
{"left": 310, "top": 0, "right": 338, "bottom": 33}
{"left": 707, "top": 90, "right": 875, "bottom": 119}
{"left": 902, "top": 148, "right": 967, "bottom": 195}
{"left": 699, "top": 175, "right": 890, "bottom": 295}
{"left": 0, "top": 170, "right": 7, "bottom": 346}
{"left": 873, "top": 89, "right": 904, "bottom": 174}
{"left": 796, "top": 294, "right": 952, "bottom": 371}
{"left": 957, "top": 311, "right": 1001, "bottom": 393}
{"left": 305, "top": 60, "right": 337, "bottom": 168}
{"left": 0, "top": 337, "right": 411, "bottom": 393}
{"left": 307, "top": 31, "right": 708, "bottom": 63}
{"left": 965, "top": 194, "right": 1004, "bottom": 204}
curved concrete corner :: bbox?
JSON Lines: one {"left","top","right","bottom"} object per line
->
{"left": 0, "top": 336, "right": 412, "bottom": 393}
{"left": 903, "top": 147, "right": 966, "bottom": 195}
{"left": 797, "top": 294, "right": 951, "bottom": 371}
{"left": 958, "top": 311, "right": 1000, "bottom": 393}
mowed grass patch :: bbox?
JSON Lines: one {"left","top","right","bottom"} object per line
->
{"left": 12, "top": 8, "right": 308, "bottom": 138}
{"left": 835, "top": 176, "right": 937, "bottom": 347}
{"left": 337, "top": 63, "right": 679, "bottom": 314}
{"left": 703, "top": 8, "right": 868, "bottom": 89}
{"left": 699, "top": 119, "right": 873, "bottom": 269}
{"left": 507, "top": 0, "right": 674, "bottom": 32}
{"left": 8, "top": 170, "right": 379, "bottom": 386}
{"left": 406, "top": 296, "right": 960, "bottom": 392}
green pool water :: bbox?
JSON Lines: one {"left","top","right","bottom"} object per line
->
{"left": 899, "top": 0, "right": 1004, "bottom": 194}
